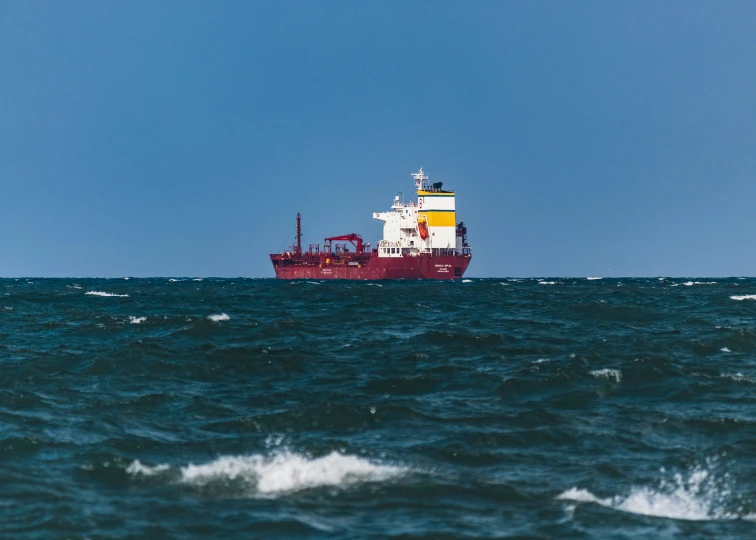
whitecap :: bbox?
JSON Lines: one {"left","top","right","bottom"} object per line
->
{"left": 169, "top": 278, "right": 183, "bottom": 282}
{"left": 590, "top": 369, "right": 622, "bottom": 383}
{"left": 558, "top": 487, "right": 609, "bottom": 505}
{"left": 558, "top": 465, "right": 745, "bottom": 521}
{"left": 86, "top": 291, "right": 129, "bottom": 298}
{"left": 730, "top": 295, "right": 756, "bottom": 301}
{"left": 179, "top": 450, "right": 405, "bottom": 495}
{"left": 207, "top": 313, "right": 230, "bottom": 322}
{"left": 126, "top": 460, "right": 170, "bottom": 476}
{"left": 462, "top": 279, "right": 473, "bottom": 283}
{"left": 683, "top": 281, "right": 716, "bottom": 286}
{"left": 720, "top": 372, "right": 756, "bottom": 383}
{"left": 129, "top": 316, "right": 146, "bottom": 324}
{"left": 586, "top": 277, "right": 602, "bottom": 280}
{"left": 193, "top": 278, "right": 203, "bottom": 281}
{"left": 539, "top": 281, "right": 557, "bottom": 285}
{"left": 720, "top": 347, "right": 731, "bottom": 353}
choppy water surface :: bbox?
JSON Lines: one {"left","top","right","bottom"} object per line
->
{"left": 3, "top": 277, "right": 756, "bottom": 538}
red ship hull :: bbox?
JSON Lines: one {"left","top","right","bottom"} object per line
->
{"left": 270, "top": 252, "right": 471, "bottom": 280}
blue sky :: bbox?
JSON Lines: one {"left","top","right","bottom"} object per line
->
{"left": 2, "top": 1, "right": 756, "bottom": 277}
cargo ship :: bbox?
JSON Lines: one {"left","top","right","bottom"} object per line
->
{"left": 270, "top": 168, "right": 472, "bottom": 279}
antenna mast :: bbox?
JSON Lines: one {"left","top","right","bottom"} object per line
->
{"left": 412, "top": 167, "right": 429, "bottom": 190}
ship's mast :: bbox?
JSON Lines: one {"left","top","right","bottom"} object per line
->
{"left": 296, "top": 212, "right": 302, "bottom": 254}
{"left": 412, "top": 167, "right": 429, "bottom": 191}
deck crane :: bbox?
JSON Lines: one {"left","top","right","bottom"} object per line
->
{"left": 324, "top": 234, "right": 364, "bottom": 254}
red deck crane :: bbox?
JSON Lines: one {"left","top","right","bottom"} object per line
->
{"left": 324, "top": 234, "right": 364, "bottom": 254}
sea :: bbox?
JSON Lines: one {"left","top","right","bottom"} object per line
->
{"left": 3, "top": 277, "right": 756, "bottom": 539}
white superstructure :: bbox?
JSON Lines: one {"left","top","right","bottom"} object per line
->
{"left": 372, "top": 168, "right": 470, "bottom": 258}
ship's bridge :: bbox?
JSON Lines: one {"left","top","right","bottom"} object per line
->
{"left": 373, "top": 168, "right": 469, "bottom": 258}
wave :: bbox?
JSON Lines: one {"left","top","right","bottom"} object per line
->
{"left": 207, "top": 313, "right": 230, "bottom": 322}
{"left": 129, "top": 316, "right": 146, "bottom": 324}
{"left": 590, "top": 369, "right": 622, "bottom": 383}
{"left": 126, "top": 460, "right": 170, "bottom": 476}
{"left": 730, "top": 295, "right": 756, "bottom": 301}
{"left": 586, "top": 277, "right": 602, "bottom": 280}
{"left": 127, "top": 450, "right": 405, "bottom": 496}
{"left": 558, "top": 463, "right": 749, "bottom": 521}
{"left": 539, "top": 281, "right": 557, "bottom": 285}
{"left": 720, "top": 372, "right": 756, "bottom": 384}
{"left": 683, "top": 281, "right": 717, "bottom": 286}
{"left": 462, "top": 279, "right": 473, "bottom": 283}
{"left": 86, "top": 291, "right": 129, "bottom": 298}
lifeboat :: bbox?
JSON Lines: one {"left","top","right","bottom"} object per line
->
{"left": 417, "top": 216, "right": 429, "bottom": 240}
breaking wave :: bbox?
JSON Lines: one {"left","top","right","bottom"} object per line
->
{"left": 558, "top": 463, "right": 749, "bottom": 521}
{"left": 720, "top": 372, "right": 756, "bottom": 384}
{"left": 127, "top": 450, "right": 406, "bottom": 496}
{"left": 86, "top": 291, "right": 129, "bottom": 298}
{"left": 207, "top": 313, "right": 230, "bottom": 322}
{"left": 129, "top": 316, "right": 146, "bottom": 324}
{"left": 126, "top": 460, "right": 170, "bottom": 476}
{"left": 730, "top": 295, "right": 756, "bottom": 301}
{"left": 590, "top": 369, "right": 622, "bottom": 383}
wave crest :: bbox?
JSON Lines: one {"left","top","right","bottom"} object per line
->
{"left": 180, "top": 450, "right": 405, "bottom": 494}
{"left": 590, "top": 369, "right": 622, "bottom": 383}
{"left": 558, "top": 463, "right": 748, "bottom": 521}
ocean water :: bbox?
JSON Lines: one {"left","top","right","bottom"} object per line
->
{"left": 3, "top": 277, "right": 756, "bottom": 538}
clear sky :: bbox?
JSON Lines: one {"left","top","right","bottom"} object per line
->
{"left": 2, "top": 1, "right": 756, "bottom": 277}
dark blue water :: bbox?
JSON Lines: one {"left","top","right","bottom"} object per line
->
{"left": 3, "top": 277, "right": 756, "bottom": 538}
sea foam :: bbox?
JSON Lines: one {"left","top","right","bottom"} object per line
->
{"left": 207, "top": 313, "right": 230, "bottom": 322}
{"left": 590, "top": 369, "right": 622, "bottom": 383}
{"left": 129, "top": 316, "right": 146, "bottom": 324}
{"left": 558, "top": 464, "right": 747, "bottom": 521}
{"left": 86, "top": 291, "right": 129, "bottom": 298}
{"left": 720, "top": 372, "right": 756, "bottom": 384}
{"left": 180, "top": 450, "right": 404, "bottom": 494}
{"left": 126, "top": 460, "right": 170, "bottom": 476}
{"left": 127, "top": 450, "right": 405, "bottom": 496}
{"left": 730, "top": 295, "right": 756, "bottom": 301}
